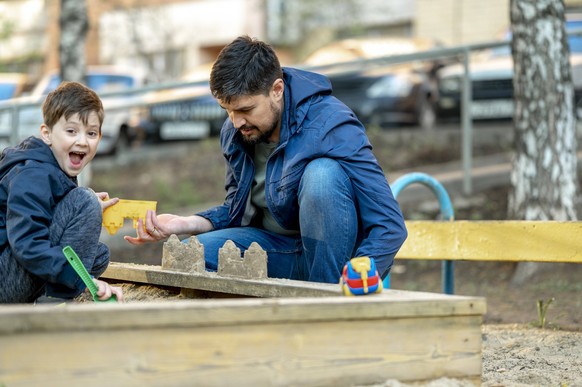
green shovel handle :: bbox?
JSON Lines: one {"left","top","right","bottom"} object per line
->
{"left": 62, "top": 246, "right": 117, "bottom": 303}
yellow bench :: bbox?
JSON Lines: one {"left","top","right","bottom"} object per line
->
{"left": 399, "top": 220, "right": 582, "bottom": 263}
{"left": 390, "top": 173, "right": 582, "bottom": 293}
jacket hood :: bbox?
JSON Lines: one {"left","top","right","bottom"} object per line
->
{"left": 0, "top": 136, "right": 57, "bottom": 180}
{"left": 282, "top": 67, "right": 332, "bottom": 137}
{"left": 282, "top": 67, "right": 332, "bottom": 108}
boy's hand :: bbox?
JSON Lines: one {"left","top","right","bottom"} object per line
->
{"left": 95, "top": 192, "right": 119, "bottom": 212}
{"left": 92, "top": 278, "right": 124, "bottom": 302}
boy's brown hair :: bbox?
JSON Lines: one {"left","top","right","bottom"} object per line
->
{"left": 42, "top": 81, "right": 105, "bottom": 133}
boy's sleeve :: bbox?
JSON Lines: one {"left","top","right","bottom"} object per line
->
{"left": 5, "top": 168, "right": 84, "bottom": 291}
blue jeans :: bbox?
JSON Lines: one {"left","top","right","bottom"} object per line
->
{"left": 193, "top": 158, "right": 360, "bottom": 283}
{"left": 0, "top": 187, "right": 109, "bottom": 303}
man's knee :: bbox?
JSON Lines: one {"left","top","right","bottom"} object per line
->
{"left": 302, "top": 158, "right": 344, "bottom": 183}
{"left": 300, "top": 158, "right": 352, "bottom": 203}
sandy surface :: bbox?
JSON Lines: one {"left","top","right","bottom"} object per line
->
{"left": 481, "top": 324, "right": 582, "bottom": 387}
{"left": 356, "top": 324, "right": 582, "bottom": 387}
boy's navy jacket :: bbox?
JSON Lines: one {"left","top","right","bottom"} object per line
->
{"left": 197, "top": 67, "right": 408, "bottom": 276}
{"left": 0, "top": 136, "right": 84, "bottom": 293}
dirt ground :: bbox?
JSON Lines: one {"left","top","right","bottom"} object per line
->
{"left": 391, "top": 261, "right": 582, "bottom": 386}
{"left": 91, "top": 133, "right": 582, "bottom": 386}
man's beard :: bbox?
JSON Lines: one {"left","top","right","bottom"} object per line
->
{"left": 241, "top": 122, "right": 277, "bottom": 145}
{"left": 240, "top": 102, "right": 281, "bottom": 145}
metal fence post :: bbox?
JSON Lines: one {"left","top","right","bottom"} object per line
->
{"left": 461, "top": 48, "right": 473, "bottom": 196}
{"left": 10, "top": 105, "right": 20, "bottom": 146}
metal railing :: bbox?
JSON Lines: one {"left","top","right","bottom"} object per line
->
{"left": 2, "top": 31, "right": 579, "bottom": 192}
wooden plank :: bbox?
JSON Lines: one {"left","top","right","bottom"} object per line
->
{"left": 399, "top": 220, "right": 582, "bottom": 262}
{"left": 0, "top": 294, "right": 485, "bottom": 386}
{"left": 0, "top": 316, "right": 482, "bottom": 386}
{"left": 0, "top": 317, "right": 482, "bottom": 386}
{"left": 102, "top": 262, "right": 341, "bottom": 298}
{"left": 0, "top": 292, "right": 486, "bottom": 334}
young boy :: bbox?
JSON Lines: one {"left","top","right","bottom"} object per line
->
{"left": 0, "top": 81, "right": 124, "bottom": 303}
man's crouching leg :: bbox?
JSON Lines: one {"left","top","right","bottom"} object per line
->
{"left": 298, "top": 158, "right": 359, "bottom": 283}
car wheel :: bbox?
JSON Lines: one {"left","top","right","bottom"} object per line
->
{"left": 417, "top": 97, "right": 436, "bottom": 130}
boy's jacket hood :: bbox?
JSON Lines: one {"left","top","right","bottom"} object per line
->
{"left": 0, "top": 137, "right": 58, "bottom": 179}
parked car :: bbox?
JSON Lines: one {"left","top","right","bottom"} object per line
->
{"left": 31, "top": 66, "right": 142, "bottom": 97}
{"left": 0, "top": 73, "right": 30, "bottom": 100}
{"left": 437, "top": 18, "right": 582, "bottom": 122}
{"left": 0, "top": 66, "right": 145, "bottom": 155}
{"left": 323, "top": 65, "right": 439, "bottom": 130}
{"left": 125, "top": 80, "right": 227, "bottom": 146}
{"left": 303, "top": 37, "right": 445, "bottom": 130}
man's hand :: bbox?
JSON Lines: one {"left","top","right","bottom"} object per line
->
{"left": 124, "top": 211, "right": 214, "bottom": 245}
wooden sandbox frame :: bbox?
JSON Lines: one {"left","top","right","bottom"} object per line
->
{"left": 0, "top": 261, "right": 486, "bottom": 386}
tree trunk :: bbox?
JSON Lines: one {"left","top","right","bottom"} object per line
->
{"left": 509, "top": 0, "right": 580, "bottom": 285}
{"left": 59, "top": 0, "right": 88, "bottom": 83}
{"left": 59, "top": 0, "right": 91, "bottom": 186}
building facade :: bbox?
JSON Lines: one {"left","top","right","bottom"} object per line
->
{"left": 2, "top": 0, "right": 581, "bottom": 86}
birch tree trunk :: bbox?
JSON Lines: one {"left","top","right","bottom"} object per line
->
{"left": 509, "top": 0, "right": 580, "bottom": 285}
{"left": 59, "top": 0, "right": 91, "bottom": 186}
{"left": 59, "top": 0, "right": 88, "bottom": 83}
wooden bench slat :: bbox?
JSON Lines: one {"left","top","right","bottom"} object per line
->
{"left": 397, "top": 220, "right": 582, "bottom": 263}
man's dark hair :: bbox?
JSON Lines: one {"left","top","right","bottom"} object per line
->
{"left": 210, "top": 35, "right": 283, "bottom": 104}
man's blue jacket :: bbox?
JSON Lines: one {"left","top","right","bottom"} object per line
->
{"left": 197, "top": 68, "right": 407, "bottom": 275}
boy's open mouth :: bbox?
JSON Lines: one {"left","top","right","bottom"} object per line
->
{"left": 69, "top": 151, "right": 86, "bottom": 166}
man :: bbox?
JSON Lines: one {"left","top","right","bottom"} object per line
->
{"left": 125, "top": 35, "right": 407, "bottom": 284}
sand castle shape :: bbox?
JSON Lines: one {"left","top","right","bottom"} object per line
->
{"left": 102, "top": 199, "right": 157, "bottom": 235}
{"left": 162, "top": 235, "right": 268, "bottom": 280}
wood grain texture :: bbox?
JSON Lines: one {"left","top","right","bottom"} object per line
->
{"left": 0, "top": 297, "right": 484, "bottom": 386}
{"left": 103, "top": 261, "right": 340, "bottom": 298}
{"left": 0, "top": 292, "right": 485, "bottom": 334}
{"left": 399, "top": 220, "right": 582, "bottom": 262}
